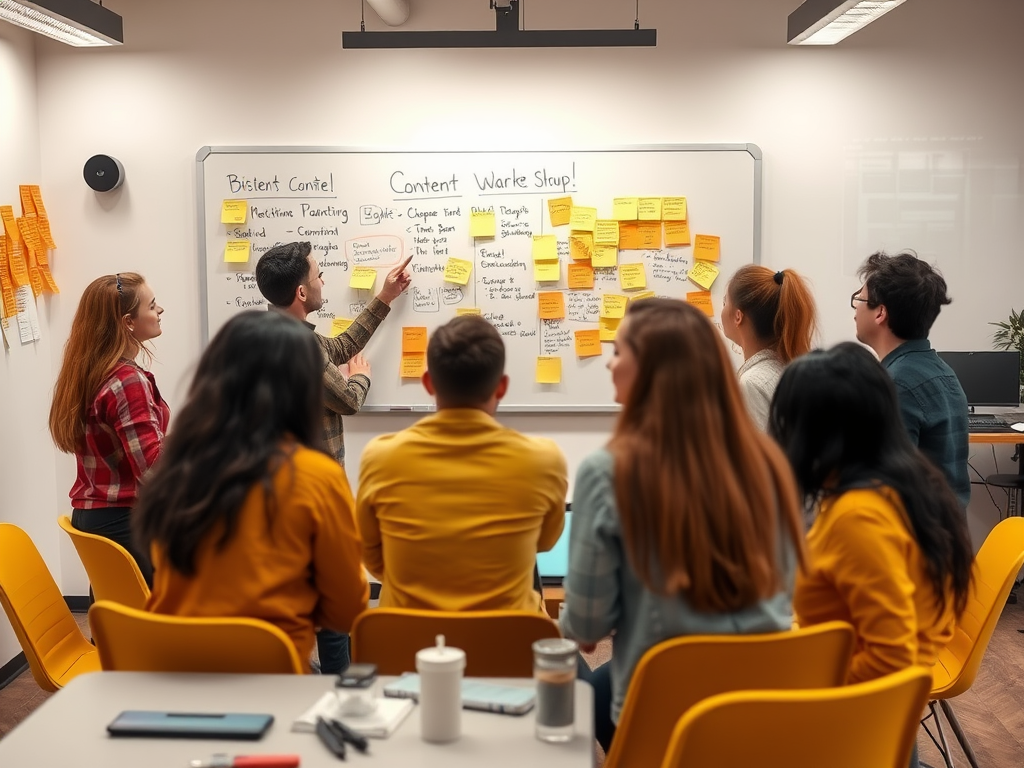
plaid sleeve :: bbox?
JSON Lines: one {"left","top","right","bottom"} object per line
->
{"left": 318, "top": 297, "right": 390, "bottom": 366}
{"left": 107, "top": 369, "right": 166, "bottom": 482}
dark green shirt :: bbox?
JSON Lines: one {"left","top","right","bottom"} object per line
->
{"left": 881, "top": 339, "right": 971, "bottom": 508}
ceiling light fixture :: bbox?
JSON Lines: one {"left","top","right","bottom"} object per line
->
{"left": 0, "top": 0, "right": 123, "bottom": 47}
{"left": 787, "top": 0, "right": 908, "bottom": 46}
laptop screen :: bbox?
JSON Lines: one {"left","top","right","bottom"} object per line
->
{"left": 536, "top": 511, "right": 572, "bottom": 582}
{"left": 937, "top": 351, "right": 1021, "bottom": 408}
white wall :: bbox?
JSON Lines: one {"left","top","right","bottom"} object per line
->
{"left": 1, "top": 0, "right": 1021, "bottom": 666}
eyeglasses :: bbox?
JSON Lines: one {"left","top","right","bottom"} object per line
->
{"left": 115, "top": 273, "right": 123, "bottom": 297}
{"left": 850, "top": 291, "right": 870, "bottom": 310}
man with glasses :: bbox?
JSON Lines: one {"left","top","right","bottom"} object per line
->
{"left": 852, "top": 250, "right": 970, "bottom": 509}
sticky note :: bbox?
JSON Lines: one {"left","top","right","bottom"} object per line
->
{"left": 665, "top": 221, "right": 691, "bottom": 247}
{"left": 402, "top": 326, "right": 428, "bottom": 354}
{"left": 224, "top": 240, "right": 250, "bottom": 263}
{"left": 638, "top": 223, "right": 662, "bottom": 250}
{"left": 618, "top": 223, "right": 641, "bottom": 250}
{"left": 569, "top": 206, "right": 597, "bottom": 232}
{"left": 569, "top": 233, "right": 594, "bottom": 261}
{"left": 613, "top": 197, "right": 639, "bottom": 221}
{"left": 350, "top": 267, "right": 377, "bottom": 290}
{"left": 631, "top": 290, "right": 656, "bottom": 302}
{"left": 538, "top": 291, "right": 566, "bottom": 320}
{"left": 548, "top": 197, "right": 573, "bottom": 227}
{"left": 400, "top": 353, "right": 426, "bottom": 379}
{"left": 693, "top": 235, "right": 721, "bottom": 262}
{"left": 575, "top": 329, "right": 602, "bottom": 358}
{"left": 591, "top": 245, "right": 617, "bottom": 268}
{"left": 686, "top": 291, "right": 714, "bottom": 317}
{"left": 534, "top": 260, "right": 561, "bottom": 282}
{"left": 688, "top": 260, "right": 720, "bottom": 290}
{"left": 470, "top": 210, "right": 496, "bottom": 238}
{"left": 443, "top": 257, "right": 473, "bottom": 285}
{"left": 601, "top": 294, "right": 629, "bottom": 319}
{"left": 567, "top": 262, "right": 595, "bottom": 290}
{"left": 619, "top": 263, "right": 648, "bottom": 290}
{"left": 594, "top": 220, "right": 619, "bottom": 246}
{"left": 221, "top": 199, "right": 247, "bottom": 224}
{"left": 638, "top": 197, "right": 662, "bottom": 221}
{"left": 599, "top": 316, "right": 621, "bottom": 342}
{"left": 456, "top": 307, "right": 482, "bottom": 316}
{"left": 536, "top": 356, "right": 562, "bottom": 384}
{"left": 663, "top": 197, "right": 687, "bottom": 221}
{"left": 532, "top": 235, "right": 558, "bottom": 262}
{"left": 330, "top": 318, "right": 354, "bottom": 337}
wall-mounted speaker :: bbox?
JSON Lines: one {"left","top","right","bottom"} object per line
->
{"left": 83, "top": 155, "right": 125, "bottom": 192}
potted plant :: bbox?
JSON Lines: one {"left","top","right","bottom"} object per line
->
{"left": 991, "top": 308, "right": 1024, "bottom": 391}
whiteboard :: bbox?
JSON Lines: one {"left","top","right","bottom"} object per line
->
{"left": 196, "top": 146, "right": 762, "bottom": 411}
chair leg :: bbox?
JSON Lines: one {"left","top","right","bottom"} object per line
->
{"left": 938, "top": 700, "right": 981, "bottom": 768}
{"left": 921, "top": 700, "right": 957, "bottom": 768}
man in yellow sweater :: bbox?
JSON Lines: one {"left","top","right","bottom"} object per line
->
{"left": 356, "top": 315, "right": 567, "bottom": 612}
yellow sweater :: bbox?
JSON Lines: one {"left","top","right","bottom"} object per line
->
{"left": 356, "top": 408, "right": 567, "bottom": 612}
{"left": 794, "top": 487, "right": 955, "bottom": 684}
{"left": 147, "top": 445, "right": 369, "bottom": 666}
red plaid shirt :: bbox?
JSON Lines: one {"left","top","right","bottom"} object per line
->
{"left": 69, "top": 360, "right": 171, "bottom": 509}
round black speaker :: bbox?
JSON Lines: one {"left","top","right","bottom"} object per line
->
{"left": 83, "top": 154, "right": 125, "bottom": 192}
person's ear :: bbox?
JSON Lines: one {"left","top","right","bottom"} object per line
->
{"left": 733, "top": 308, "right": 745, "bottom": 327}
{"left": 875, "top": 304, "right": 888, "bottom": 327}
{"left": 494, "top": 374, "right": 510, "bottom": 401}
{"left": 295, "top": 284, "right": 307, "bottom": 304}
{"left": 422, "top": 370, "right": 435, "bottom": 396}
{"left": 122, "top": 314, "right": 135, "bottom": 333}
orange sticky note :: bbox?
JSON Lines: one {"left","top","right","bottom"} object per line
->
{"left": 536, "top": 356, "right": 562, "bottom": 384}
{"left": 532, "top": 235, "right": 558, "bottom": 262}
{"left": 400, "top": 353, "right": 426, "bottom": 379}
{"left": 619, "top": 263, "right": 647, "bottom": 290}
{"left": 613, "top": 197, "right": 639, "bottom": 221}
{"left": 224, "top": 240, "right": 250, "bottom": 263}
{"left": 567, "top": 262, "right": 595, "bottom": 290}
{"left": 538, "top": 291, "right": 566, "bottom": 320}
{"left": 594, "top": 220, "right": 619, "bottom": 246}
{"left": 470, "top": 210, "right": 496, "bottom": 238}
{"left": 534, "top": 260, "right": 560, "bottom": 282}
{"left": 569, "top": 233, "right": 594, "bottom": 261}
{"left": 688, "top": 260, "right": 720, "bottom": 290}
{"left": 618, "top": 223, "right": 641, "bottom": 250}
{"left": 569, "top": 206, "right": 597, "bottom": 232}
{"left": 402, "top": 326, "right": 428, "bottom": 354}
{"left": 638, "top": 223, "right": 662, "bottom": 249}
{"left": 638, "top": 197, "right": 662, "bottom": 221}
{"left": 600, "top": 294, "right": 629, "bottom": 319}
{"left": 548, "top": 197, "right": 573, "bottom": 227}
{"left": 663, "top": 197, "right": 687, "bottom": 221}
{"left": 575, "top": 329, "right": 602, "bottom": 358}
{"left": 443, "top": 257, "right": 473, "bottom": 285}
{"left": 665, "top": 221, "right": 691, "bottom": 247}
{"left": 686, "top": 291, "right": 714, "bottom": 317}
{"left": 599, "top": 316, "right": 621, "bottom": 342}
{"left": 221, "top": 199, "right": 247, "bottom": 224}
{"left": 693, "top": 234, "right": 721, "bottom": 262}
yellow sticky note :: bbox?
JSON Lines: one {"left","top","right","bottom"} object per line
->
{"left": 665, "top": 221, "right": 691, "bottom": 247}
{"left": 569, "top": 233, "right": 594, "bottom": 262}
{"left": 567, "top": 262, "right": 595, "bottom": 290}
{"left": 594, "top": 220, "right": 620, "bottom": 246}
{"left": 613, "top": 197, "right": 639, "bottom": 221}
{"left": 569, "top": 206, "right": 597, "bottom": 232}
{"left": 400, "top": 353, "right": 426, "bottom": 379}
{"left": 350, "top": 267, "right": 377, "bottom": 290}
{"left": 221, "top": 199, "right": 247, "bottom": 224}
{"left": 601, "top": 294, "right": 629, "bottom": 319}
{"left": 618, "top": 223, "right": 641, "bottom": 250}
{"left": 330, "top": 318, "right": 354, "bottom": 337}
{"left": 548, "top": 197, "right": 573, "bottom": 227}
{"left": 456, "top": 307, "right": 483, "bottom": 316}
{"left": 575, "top": 329, "right": 602, "bottom": 358}
{"left": 536, "top": 356, "right": 562, "bottom": 384}
{"left": 402, "top": 326, "right": 428, "bottom": 354}
{"left": 693, "top": 234, "right": 721, "bottom": 262}
{"left": 599, "top": 316, "right": 621, "bottom": 342}
{"left": 688, "top": 260, "right": 720, "bottom": 290}
{"left": 638, "top": 223, "right": 662, "bottom": 250}
{"left": 444, "top": 257, "right": 473, "bottom": 285}
{"left": 224, "top": 240, "right": 250, "bottom": 263}
{"left": 663, "top": 197, "right": 687, "bottom": 221}
{"left": 538, "top": 291, "right": 566, "bottom": 320}
{"left": 620, "top": 263, "right": 648, "bottom": 290}
{"left": 638, "top": 197, "right": 662, "bottom": 221}
{"left": 592, "top": 245, "right": 618, "bottom": 268}
{"left": 631, "top": 290, "right": 656, "bottom": 302}
{"left": 532, "top": 235, "right": 558, "bottom": 262}
{"left": 470, "top": 210, "right": 496, "bottom": 238}
{"left": 687, "top": 291, "right": 714, "bottom": 317}
{"left": 534, "top": 260, "right": 561, "bottom": 282}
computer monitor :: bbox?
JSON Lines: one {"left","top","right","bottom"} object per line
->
{"left": 937, "top": 351, "right": 1021, "bottom": 408}
{"left": 536, "top": 508, "right": 572, "bottom": 586}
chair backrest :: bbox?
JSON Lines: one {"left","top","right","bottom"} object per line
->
{"left": 661, "top": 666, "right": 932, "bottom": 768}
{"left": 88, "top": 600, "right": 304, "bottom": 674}
{"left": 604, "top": 621, "right": 855, "bottom": 768}
{"left": 350, "top": 608, "right": 561, "bottom": 676}
{"left": 933, "top": 516, "right": 1024, "bottom": 698}
{"left": 57, "top": 515, "right": 150, "bottom": 610}
{"left": 0, "top": 523, "right": 100, "bottom": 691}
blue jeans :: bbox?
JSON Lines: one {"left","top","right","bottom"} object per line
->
{"left": 316, "top": 629, "right": 351, "bottom": 674}
{"left": 577, "top": 658, "right": 614, "bottom": 752}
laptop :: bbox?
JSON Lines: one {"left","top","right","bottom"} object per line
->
{"left": 536, "top": 506, "right": 572, "bottom": 587}
{"left": 938, "top": 351, "right": 1021, "bottom": 432}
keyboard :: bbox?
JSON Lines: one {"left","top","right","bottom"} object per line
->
{"left": 968, "top": 413, "right": 1011, "bottom": 431}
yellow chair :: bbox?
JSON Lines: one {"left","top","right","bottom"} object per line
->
{"left": 661, "top": 666, "right": 932, "bottom": 768}
{"left": 350, "top": 608, "right": 561, "bottom": 676}
{"left": 0, "top": 523, "right": 101, "bottom": 691}
{"left": 88, "top": 600, "right": 304, "bottom": 674}
{"left": 604, "top": 621, "right": 855, "bottom": 768}
{"left": 57, "top": 515, "right": 150, "bottom": 610}
{"left": 924, "top": 516, "right": 1024, "bottom": 768}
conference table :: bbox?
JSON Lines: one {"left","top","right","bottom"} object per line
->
{"left": 0, "top": 672, "right": 594, "bottom": 768}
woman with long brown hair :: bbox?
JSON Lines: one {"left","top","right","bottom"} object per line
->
{"left": 560, "top": 299, "right": 805, "bottom": 752}
{"left": 49, "top": 273, "right": 168, "bottom": 583}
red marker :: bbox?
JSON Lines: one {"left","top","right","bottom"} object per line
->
{"left": 189, "top": 755, "right": 300, "bottom": 768}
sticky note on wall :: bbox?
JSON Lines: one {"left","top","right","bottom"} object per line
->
{"left": 536, "top": 356, "right": 562, "bottom": 384}
{"left": 594, "top": 220, "right": 619, "bottom": 246}
{"left": 538, "top": 291, "right": 566, "bottom": 320}
{"left": 400, "top": 354, "right": 426, "bottom": 379}
{"left": 567, "top": 262, "right": 595, "bottom": 290}
{"left": 575, "top": 329, "right": 602, "bottom": 358}
{"left": 613, "top": 197, "right": 639, "bottom": 221}
{"left": 600, "top": 294, "right": 629, "bottom": 319}
{"left": 693, "top": 235, "right": 721, "bottom": 262}
{"left": 548, "top": 197, "right": 573, "bottom": 227}
{"left": 350, "top": 267, "right": 377, "bottom": 290}
{"left": 402, "top": 326, "right": 428, "bottom": 354}
{"left": 470, "top": 210, "right": 496, "bottom": 238}
{"left": 569, "top": 206, "right": 597, "bottom": 232}
{"left": 665, "top": 221, "right": 691, "bottom": 247}
{"left": 330, "top": 318, "right": 354, "bottom": 337}
{"left": 638, "top": 198, "right": 662, "bottom": 221}
{"left": 224, "top": 240, "right": 250, "bottom": 263}
{"left": 534, "top": 261, "right": 560, "bottom": 282}
{"left": 221, "top": 199, "right": 247, "bottom": 224}
{"left": 444, "top": 257, "right": 473, "bottom": 285}
{"left": 688, "top": 261, "right": 720, "bottom": 290}
{"left": 662, "top": 197, "right": 687, "bottom": 221}
{"left": 532, "top": 235, "right": 558, "bottom": 262}
{"left": 619, "top": 263, "right": 647, "bottom": 290}
{"left": 569, "top": 233, "right": 594, "bottom": 261}
{"left": 686, "top": 291, "right": 714, "bottom": 317}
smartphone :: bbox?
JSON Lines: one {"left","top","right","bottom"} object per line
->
{"left": 383, "top": 673, "right": 536, "bottom": 715}
{"left": 107, "top": 711, "right": 274, "bottom": 739}
{"left": 336, "top": 663, "right": 378, "bottom": 689}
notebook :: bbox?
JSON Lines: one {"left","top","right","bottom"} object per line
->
{"left": 292, "top": 692, "right": 414, "bottom": 738}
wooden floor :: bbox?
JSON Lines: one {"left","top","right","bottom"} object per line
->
{"left": 2, "top": 607, "right": 1022, "bottom": 765}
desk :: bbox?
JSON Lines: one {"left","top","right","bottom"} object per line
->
{"left": 969, "top": 433, "right": 1024, "bottom": 445}
{"left": 0, "top": 672, "right": 594, "bottom": 768}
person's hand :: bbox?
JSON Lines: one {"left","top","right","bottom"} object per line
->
{"left": 377, "top": 255, "right": 413, "bottom": 305}
{"left": 348, "top": 353, "right": 371, "bottom": 379}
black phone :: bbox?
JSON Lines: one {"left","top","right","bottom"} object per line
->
{"left": 336, "top": 663, "right": 378, "bottom": 689}
{"left": 107, "top": 711, "right": 273, "bottom": 739}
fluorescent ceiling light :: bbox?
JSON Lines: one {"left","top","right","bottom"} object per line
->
{"left": 0, "top": 0, "right": 123, "bottom": 47}
{"left": 788, "top": 0, "right": 908, "bottom": 45}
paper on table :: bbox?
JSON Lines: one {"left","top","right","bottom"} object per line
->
{"left": 293, "top": 692, "right": 414, "bottom": 738}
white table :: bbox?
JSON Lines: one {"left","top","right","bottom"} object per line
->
{"left": 0, "top": 672, "right": 594, "bottom": 768}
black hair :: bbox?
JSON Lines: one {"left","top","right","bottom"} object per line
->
{"left": 768, "top": 342, "right": 972, "bottom": 617}
{"left": 858, "top": 251, "right": 951, "bottom": 340}
{"left": 426, "top": 315, "right": 505, "bottom": 406}
{"left": 255, "top": 241, "right": 313, "bottom": 307}
{"left": 133, "top": 310, "right": 325, "bottom": 576}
